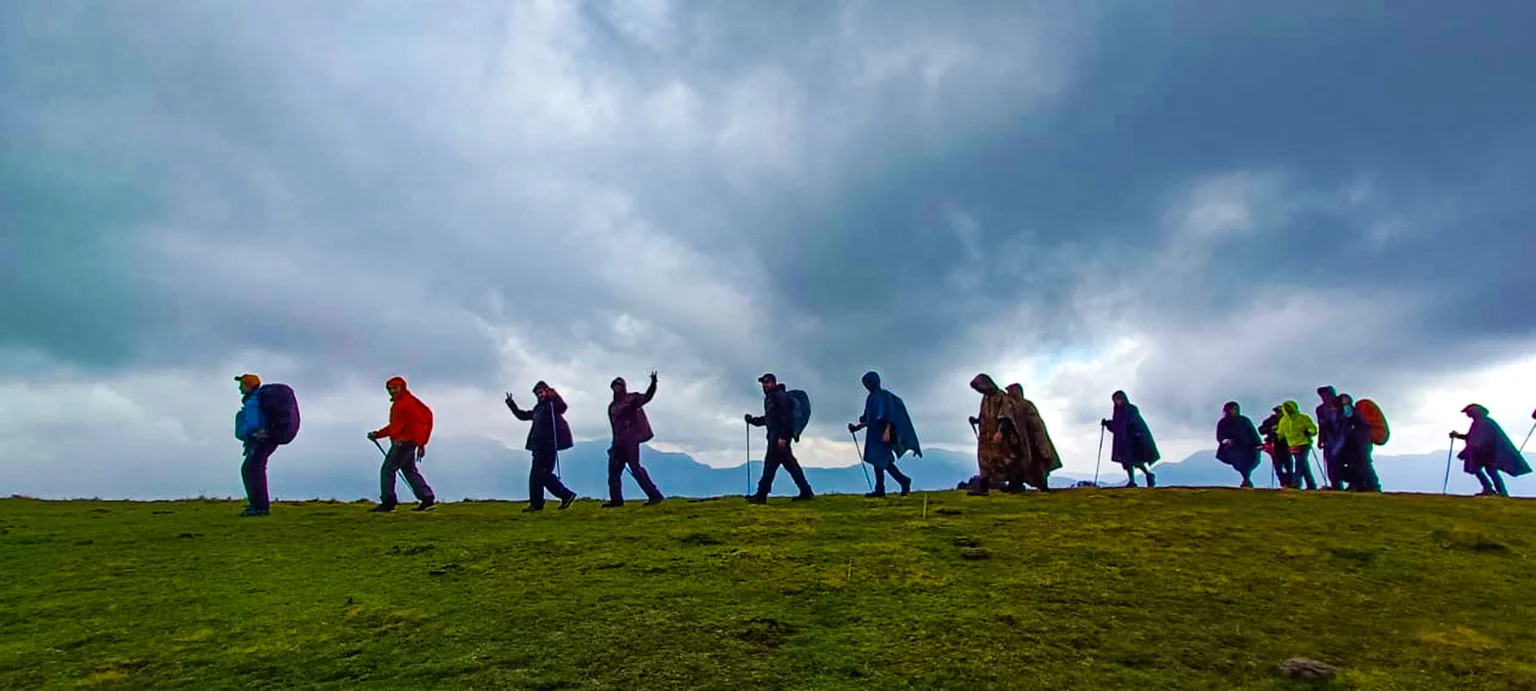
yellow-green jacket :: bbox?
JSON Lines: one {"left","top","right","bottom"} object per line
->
{"left": 1276, "top": 400, "right": 1317, "bottom": 449}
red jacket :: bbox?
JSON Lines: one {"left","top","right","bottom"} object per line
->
{"left": 374, "top": 390, "right": 433, "bottom": 448}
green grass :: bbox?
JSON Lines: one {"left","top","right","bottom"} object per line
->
{"left": 3, "top": 489, "right": 1535, "bottom": 690}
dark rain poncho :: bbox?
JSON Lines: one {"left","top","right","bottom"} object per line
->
{"left": 1109, "top": 394, "right": 1161, "bottom": 468}
{"left": 858, "top": 371, "right": 922, "bottom": 470}
{"left": 1215, "top": 414, "right": 1263, "bottom": 475}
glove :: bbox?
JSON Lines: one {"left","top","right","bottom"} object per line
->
{"left": 847, "top": 423, "right": 858, "bottom": 433}
{"left": 366, "top": 431, "right": 378, "bottom": 440}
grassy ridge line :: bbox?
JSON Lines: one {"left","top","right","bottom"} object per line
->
{"left": 2, "top": 490, "right": 1534, "bottom": 690}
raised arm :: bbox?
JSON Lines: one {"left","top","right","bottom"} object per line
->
{"left": 505, "top": 395, "right": 534, "bottom": 421}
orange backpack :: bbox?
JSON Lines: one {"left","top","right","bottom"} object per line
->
{"left": 1356, "top": 399, "right": 1389, "bottom": 446}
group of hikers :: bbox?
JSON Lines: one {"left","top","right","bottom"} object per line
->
{"left": 230, "top": 370, "right": 1535, "bottom": 517}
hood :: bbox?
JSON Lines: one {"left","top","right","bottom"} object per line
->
{"left": 970, "top": 373, "right": 1000, "bottom": 394}
{"left": 1282, "top": 400, "right": 1300, "bottom": 415}
{"left": 386, "top": 376, "right": 408, "bottom": 390}
{"left": 862, "top": 371, "right": 881, "bottom": 393}
{"left": 1005, "top": 383, "right": 1025, "bottom": 399}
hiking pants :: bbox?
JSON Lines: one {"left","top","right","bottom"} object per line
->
{"left": 1270, "top": 448, "right": 1294, "bottom": 488}
{"left": 241, "top": 439, "right": 279, "bottom": 511}
{"left": 608, "top": 442, "right": 663, "bottom": 504}
{"left": 381, "top": 442, "right": 435, "bottom": 505}
{"left": 1323, "top": 449, "right": 1349, "bottom": 490}
{"left": 1348, "top": 446, "right": 1381, "bottom": 492}
{"left": 529, "top": 448, "right": 575, "bottom": 509}
{"left": 755, "top": 440, "right": 813, "bottom": 497}
{"left": 1474, "top": 467, "right": 1510, "bottom": 497}
{"left": 1290, "top": 448, "right": 1318, "bottom": 490}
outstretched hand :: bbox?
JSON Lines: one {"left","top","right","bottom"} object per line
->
{"left": 650, "top": 370, "right": 659, "bottom": 383}
{"left": 366, "top": 431, "right": 378, "bottom": 441}
{"left": 504, "top": 393, "right": 516, "bottom": 409}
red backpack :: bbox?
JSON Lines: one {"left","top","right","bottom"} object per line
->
{"left": 1355, "top": 399, "right": 1389, "bottom": 446}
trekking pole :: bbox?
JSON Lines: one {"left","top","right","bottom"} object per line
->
{"left": 1520, "top": 422, "right": 1535, "bottom": 455}
{"left": 550, "top": 402, "right": 561, "bottom": 478}
{"left": 1094, "top": 425, "right": 1106, "bottom": 486}
{"left": 1442, "top": 438, "right": 1455, "bottom": 495}
{"left": 745, "top": 419, "right": 752, "bottom": 495}
{"left": 851, "top": 431, "right": 872, "bottom": 492}
{"left": 1311, "top": 448, "right": 1329, "bottom": 488}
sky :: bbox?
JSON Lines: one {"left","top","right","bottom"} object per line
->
{"left": 3, "top": 0, "right": 1535, "bottom": 499}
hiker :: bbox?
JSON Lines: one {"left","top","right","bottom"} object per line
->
{"left": 1006, "top": 383, "right": 1062, "bottom": 491}
{"left": 1336, "top": 393, "right": 1381, "bottom": 492}
{"left": 1451, "top": 404, "right": 1531, "bottom": 497}
{"left": 605, "top": 371, "right": 665, "bottom": 507}
{"left": 967, "top": 374, "right": 1028, "bottom": 494}
{"left": 506, "top": 382, "right": 578, "bottom": 512}
{"left": 745, "top": 374, "right": 814, "bottom": 503}
{"left": 1276, "top": 400, "right": 1319, "bottom": 490}
{"left": 847, "top": 371, "right": 919, "bottom": 498}
{"left": 1216, "top": 402, "right": 1263, "bottom": 488}
{"left": 1101, "top": 390, "right": 1160, "bottom": 488}
{"left": 366, "top": 376, "right": 437, "bottom": 512}
{"left": 234, "top": 374, "right": 274, "bottom": 516}
{"left": 1259, "top": 405, "right": 1294, "bottom": 488}
{"left": 1316, "top": 386, "right": 1350, "bottom": 490}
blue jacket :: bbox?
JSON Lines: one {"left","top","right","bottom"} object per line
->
{"left": 235, "top": 394, "right": 265, "bottom": 442}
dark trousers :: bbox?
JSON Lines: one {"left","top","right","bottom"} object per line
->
{"left": 241, "top": 440, "right": 279, "bottom": 511}
{"left": 609, "top": 442, "right": 663, "bottom": 504}
{"left": 1290, "top": 448, "right": 1319, "bottom": 490}
{"left": 874, "top": 464, "right": 911, "bottom": 494}
{"left": 1474, "top": 467, "right": 1510, "bottom": 496}
{"left": 1323, "top": 448, "right": 1349, "bottom": 490}
{"left": 755, "top": 440, "right": 813, "bottom": 497}
{"left": 1347, "top": 446, "right": 1381, "bottom": 492}
{"left": 1270, "top": 448, "right": 1294, "bottom": 488}
{"left": 381, "top": 442, "right": 435, "bottom": 505}
{"left": 529, "top": 448, "right": 575, "bottom": 508}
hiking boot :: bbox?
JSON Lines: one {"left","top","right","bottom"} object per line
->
{"left": 411, "top": 500, "right": 436, "bottom": 512}
{"left": 644, "top": 497, "right": 665, "bottom": 506}
{"left": 745, "top": 494, "right": 767, "bottom": 505}
{"left": 559, "top": 495, "right": 577, "bottom": 510}
{"left": 1146, "top": 473, "right": 1157, "bottom": 488}
{"left": 864, "top": 491, "right": 886, "bottom": 499}
{"left": 523, "top": 505, "right": 544, "bottom": 513}
{"left": 239, "top": 508, "right": 270, "bottom": 518}
{"left": 601, "top": 501, "right": 624, "bottom": 509}
{"left": 370, "top": 503, "right": 397, "bottom": 513}
{"left": 791, "top": 493, "right": 815, "bottom": 501}
{"left": 898, "top": 478, "right": 912, "bottom": 496}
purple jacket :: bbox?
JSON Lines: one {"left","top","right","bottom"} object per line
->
{"left": 608, "top": 379, "right": 657, "bottom": 446}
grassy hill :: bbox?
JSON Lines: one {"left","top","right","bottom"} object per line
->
{"left": 3, "top": 490, "right": 1534, "bottom": 690}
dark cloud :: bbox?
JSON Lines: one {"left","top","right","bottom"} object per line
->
{"left": 2, "top": 0, "right": 1533, "bottom": 489}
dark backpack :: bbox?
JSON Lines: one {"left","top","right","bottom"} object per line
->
{"left": 255, "top": 384, "right": 301, "bottom": 445}
{"left": 787, "top": 389, "right": 812, "bottom": 442}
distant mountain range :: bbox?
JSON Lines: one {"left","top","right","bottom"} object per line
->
{"left": 268, "top": 438, "right": 1535, "bottom": 503}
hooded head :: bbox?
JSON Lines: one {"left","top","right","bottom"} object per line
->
{"left": 386, "top": 376, "right": 407, "bottom": 401}
{"left": 1112, "top": 390, "right": 1129, "bottom": 408}
{"left": 1282, "top": 400, "right": 1300, "bottom": 416}
{"left": 1223, "top": 401, "right": 1240, "bottom": 417}
{"left": 1463, "top": 403, "right": 1489, "bottom": 420}
{"left": 234, "top": 373, "right": 261, "bottom": 396}
{"left": 861, "top": 371, "right": 881, "bottom": 393}
{"left": 1006, "top": 383, "right": 1025, "bottom": 400}
{"left": 970, "top": 374, "right": 1000, "bottom": 395}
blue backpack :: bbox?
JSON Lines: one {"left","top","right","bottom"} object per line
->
{"left": 787, "top": 389, "right": 811, "bottom": 443}
{"left": 255, "top": 384, "right": 301, "bottom": 445}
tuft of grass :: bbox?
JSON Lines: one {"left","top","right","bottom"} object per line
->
{"left": 2, "top": 489, "right": 1535, "bottom": 689}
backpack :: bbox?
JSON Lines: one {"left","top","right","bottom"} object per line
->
{"left": 787, "top": 389, "right": 812, "bottom": 442}
{"left": 1356, "top": 398, "right": 1389, "bottom": 446}
{"left": 255, "top": 383, "right": 301, "bottom": 445}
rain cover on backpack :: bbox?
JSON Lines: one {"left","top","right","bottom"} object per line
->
{"left": 255, "top": 383, "right": 301, "bottom": 445}
{"left": 1356, "top": 398, "right": 1389, "bottom": 446}
{"left": 787, "top": 389, "right": 811, "bottom": 443}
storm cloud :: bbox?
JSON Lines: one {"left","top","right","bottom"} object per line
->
{"left": 3, "top": 0, "right": 1533, "bottom": 497}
